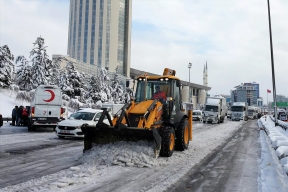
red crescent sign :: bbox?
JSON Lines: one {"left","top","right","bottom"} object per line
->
{"left": 43, "top": 90, "right": 55, "bottom": 102}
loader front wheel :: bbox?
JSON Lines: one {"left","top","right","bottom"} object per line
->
{"left": 175, "top": 118, "right": 189, "bottom": 151}
{"left": 160, "top": 126, "right": 175, "bottom": 157}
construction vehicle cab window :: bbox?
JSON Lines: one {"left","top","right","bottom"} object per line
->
{"left": 81, "top": 68, "right": 193, "bottom": 158}
{"left": 135, "top": 80, "right": 169, "bottom": 103}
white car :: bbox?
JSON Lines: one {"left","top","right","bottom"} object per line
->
{"left": 55, "top": 108, "right": 111, "bottom": 139}
{"left": 193, "top": 110, "right": 203, "bottom": 122}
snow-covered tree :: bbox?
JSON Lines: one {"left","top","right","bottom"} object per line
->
{"left": 109, "top": 66, "right": 123, "bottom": 103}
{"left": 15, "top": 56, "right": 33, "bottom": 91}
{"left": 59, "top": 69, "right": 73, "bottom": 98}
{"left": 50, "top": 56, "right": 63, "bottom": 86}
{"left": 66, "top": 61, "right": 88, "bottom": 98}
{"left": 0, "top": 45, "right": 14, "bottom": 88}
{"left": 85, "top": 68, "right": 110, "bottom": 103}
{"left": 30, "top": 36, "right": 52, "bottom": 88}
{"left": 108, "top": 66, "right": 132, "bottom": 104}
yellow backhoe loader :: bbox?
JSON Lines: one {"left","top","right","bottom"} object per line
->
{"left": 81, "top": 68, "right": 193, "bottom": 157}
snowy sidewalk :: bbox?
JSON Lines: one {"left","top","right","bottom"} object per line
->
{"left": 259, "top": 116, "right": 288, "bottom": 191}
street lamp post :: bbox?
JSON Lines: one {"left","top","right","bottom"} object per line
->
{"left": 188, "top": 62, "right": 192, "bottom": 83}
{"left": 267, "top": 0, "right": 278, "bottom": 126}
{"left": 188, "top": 62, "right": 192, "bottom": 102}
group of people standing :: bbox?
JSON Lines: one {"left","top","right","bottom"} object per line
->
{"left": 12, "top": 106, "right": 29, "bottom": 126}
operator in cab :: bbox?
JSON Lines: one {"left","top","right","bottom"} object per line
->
{"left": 152, "top": 86, "right": 166, "bottom": 103}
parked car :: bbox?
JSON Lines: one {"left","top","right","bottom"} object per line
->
{"left": 193, "top": 110, "right": 203, "bottom": 121}
{"left": 55, "top": 108, "right": 111, "bottom": 139}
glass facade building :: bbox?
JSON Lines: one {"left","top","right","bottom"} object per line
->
{"left": 231, "top": 84, "right": 258, "bottom": 106}
{"left": 67, "top": 0, "right": 131, "bottom": 76}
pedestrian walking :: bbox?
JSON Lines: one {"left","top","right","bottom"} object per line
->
{"left": 11, "top": 106, "right": 18, "bottom": 126}
{"left": 17, "top": 106, "right": 23, "bottom": 126}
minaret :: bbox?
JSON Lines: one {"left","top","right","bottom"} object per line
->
{"left": 203, "top": 64, "right": 206, "bottom": 85}
{"left": 205, "top": 61, "right": 208, "bottom": 86}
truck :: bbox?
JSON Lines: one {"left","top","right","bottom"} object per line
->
{"left": 248, "top": 106, "right": 258, "bottom": 119}
{"left": 203, "top": 95, "right": 227, "bottom": 124}
{"left": 231, "top": 102, "right": 248, "bottom": 121}
{"left": 27, "top": 85, "right": 65, "bottom": 131}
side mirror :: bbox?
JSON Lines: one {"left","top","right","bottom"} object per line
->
{"left": 94, "top": 117, "right": 100, "bottom": 121}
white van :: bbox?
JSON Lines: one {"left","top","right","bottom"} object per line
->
{"left": 28, "top": 85, "right": 65, "bottom": 131}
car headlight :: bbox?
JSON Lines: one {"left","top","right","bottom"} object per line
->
{"left": 75, "top": 126, "right": 81, "bottom": 129}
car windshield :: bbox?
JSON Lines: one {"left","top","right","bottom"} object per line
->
{"left": 231, "top": 106, "right": 244, "bottom": 112}
{"left": 248, "top": 110, "right": 255, "bottom": 113}
{"left": 205, "top": 105, "right": 218, "bottom": 112}
{"left": 69, "top": 112, "right": 95, "bottom": 120}
{"left": 193, "top": 112, "right": 201, "bottom": 115}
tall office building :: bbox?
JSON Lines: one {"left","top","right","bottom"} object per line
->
{"left": 67, "top": 0, "right": 132, "bottom": 76}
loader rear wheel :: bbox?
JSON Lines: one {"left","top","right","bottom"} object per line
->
{"left": 160, "top": 126, "right": 175, "bottom": 157}
{"left": 175, "top": 118, "right": 189, "bottom": 151}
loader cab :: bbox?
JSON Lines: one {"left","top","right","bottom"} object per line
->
{"left": 135, "top": 77, "right": 182, "bottom": 120}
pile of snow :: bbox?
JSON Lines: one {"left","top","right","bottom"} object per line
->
{"left": 80, "top": 141, "right": 159, "bottom": 168}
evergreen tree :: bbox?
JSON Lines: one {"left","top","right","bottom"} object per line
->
{"left": 50, "top": 56, "right": 63, "bottom": 86}
{"left": 15, "top": 56, "right": 33, "bottom": 91}
{"left": 59, "top": 69, "right": 73, "bottom": 98}
{"left": 86, "top": 68, "right": 110, "bottom": 103}
{"left": 0, "top": 45, "right": 14, "bottom": 88}
{"left": 30, "top": 36, "right": 52, "bottom": 88}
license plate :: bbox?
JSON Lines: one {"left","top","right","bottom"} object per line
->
{"left": 60, "top": 130, "right": 70, "bottom": 133}
{"left": 38, "top": 118, "right": 47, "bottom": 120}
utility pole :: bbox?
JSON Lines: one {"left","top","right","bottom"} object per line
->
{"left": 267, "top": 0, "right": 278, "bottom": 126}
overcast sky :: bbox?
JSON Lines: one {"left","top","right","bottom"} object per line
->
{"left": 1, "top": 0, "right": 288, "bottom": 104}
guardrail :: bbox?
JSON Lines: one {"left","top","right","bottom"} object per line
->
{"left": 270, "top": 116, "right": 288, "bottom": 131}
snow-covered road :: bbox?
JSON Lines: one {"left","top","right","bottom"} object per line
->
{"left": 1, "top": 89, "right": 288, "bottom": 191}
{"left": 0, "top": 120, "right": 245, "bottom": 192}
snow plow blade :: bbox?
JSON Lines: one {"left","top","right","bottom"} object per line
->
{"left": 81, "top": 107, "right": 162, "bottom": 156}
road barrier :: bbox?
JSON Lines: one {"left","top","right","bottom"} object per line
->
{"left": 270, "top": 116, "right": 288, "bottom": 131}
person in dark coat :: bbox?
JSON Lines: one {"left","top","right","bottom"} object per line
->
{"left": 0, "top": 114, "right": 3, "bottom": 127}
{"left": 11, "top": 106, "right": 18, "bottom": 126}
{"left": 17, "top": 106, "right": 23, "bottom": 126}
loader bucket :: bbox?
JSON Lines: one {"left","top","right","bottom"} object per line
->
{"left": 81, "top": 108, "right": 162, "bottom": 157}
